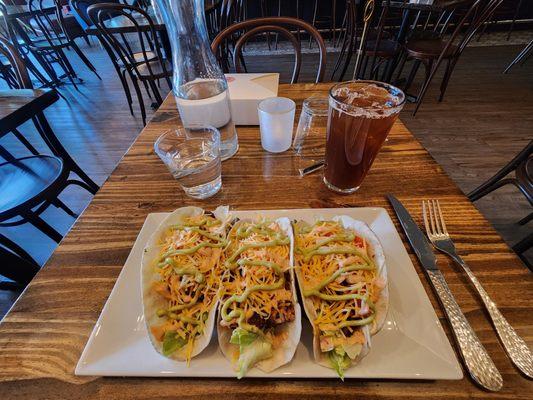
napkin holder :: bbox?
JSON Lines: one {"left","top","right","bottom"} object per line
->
{"left": 225, "top": 73, "right": 279, "bottom": 125}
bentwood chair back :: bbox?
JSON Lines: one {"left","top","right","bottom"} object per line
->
{"left": 211, "top": 16, "right": 327, "bottom": 83}
{"left": 0, "top": 37, "right": 99, "bottom": 283}
{"left": 468, "top": 140, "right": 533, "bottom": 268}
{"left": 332, "top": 0, "right": 400, "bottom": 82}
{"left": 24, "top": 0, "right": 101, "bottom": 86}
{"left": 0, "top": 36, "right": 99, "bottom": 194}
{"left": 404, "top": 0, "right": 504, "bottom": 115}
{"left": 87, "top": 2, "right": 172, "bottom": 125}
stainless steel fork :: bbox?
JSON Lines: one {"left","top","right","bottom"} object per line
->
{"left": 422, "top": 199, "right": 533, "bottom": 378}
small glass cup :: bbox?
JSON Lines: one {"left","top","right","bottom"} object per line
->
{"left": 292, "top": 97, "right": 328, "bottom": 172}
{"left": 258, "top": 97, "right": 296, "bottom": 153}
{"left": 154, "top": 126, "right": 222, "bottom": 199}
{"left": 324, "top": 80, "right": 405, "bottom": 194}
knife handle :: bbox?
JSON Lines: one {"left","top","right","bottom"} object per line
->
{"left": 426, "top": 270, "right": 503, "bottom": 391}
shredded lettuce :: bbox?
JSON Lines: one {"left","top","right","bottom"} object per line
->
{"left": 230, "top": 327, "right": 258, "bottom": 351}
{"left": 343, "top": 343, "right": 363, "bottom": 360}
{"left": 236, "top": 337, "right": 273, "bottom": 379}
{"left": 328, "top": 348, "right": 351, "bottom": 380}
{"left": 162, "top": 331, "right": 187, "bottom": 356}
{"left": 230, "top": 328, "right": 272, "bottom": 379}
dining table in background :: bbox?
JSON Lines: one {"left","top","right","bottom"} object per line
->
{"left": 0, "top": 83, "right": 531, "bottom": 399}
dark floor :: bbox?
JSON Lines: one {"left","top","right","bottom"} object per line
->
{"left": 0, "top": 39, "right": 532, "bottom": 318}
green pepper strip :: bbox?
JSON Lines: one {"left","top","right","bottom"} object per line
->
{"left": 302, "top": 264, "right": 374, "bottom": 297}
{"left": 221, "top": 260, "right": 285, "bottom": 334}
{"left": 296, "top": 234, "right": 356, "bottom": 255}
{"left": 300, "top": 246, "right": 373, "bottom": 264}
{"left": 224, "top": 236, "right": 289, "bottom": 266}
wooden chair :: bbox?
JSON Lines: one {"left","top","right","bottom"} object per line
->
{"left": 87, "top": 3, "right": 172, "bottom": 125}
{"left": 468, "top": 140, "right": 533, "bottom": 268}
{"left": 402, "top": 0, "right": 504, "bottom": 115}
{"left": 211, "top": 16, "right": 327, "bottom": 83}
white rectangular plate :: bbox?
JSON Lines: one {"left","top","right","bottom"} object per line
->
{"left": 76, "top": 208, "right": 462, "bottom": 379}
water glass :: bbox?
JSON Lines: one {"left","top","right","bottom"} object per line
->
{"left": 292, "top": 96, "right": 329, "bottom": 165}
{"left": 154, "top": 126, "right": 222, "bottom": 199}
{"left": 258, "top": 97, "right": 296, "bottom": 153}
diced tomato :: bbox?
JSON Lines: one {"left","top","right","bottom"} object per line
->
{"left": 354, "top": 236, "right": 365, "bottom": 248}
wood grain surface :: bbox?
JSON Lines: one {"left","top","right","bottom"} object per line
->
{"left": 0, "top": 83, "right": 531, "bottom": 399}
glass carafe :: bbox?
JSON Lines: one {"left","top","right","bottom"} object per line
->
{"left": 156, "top": 0, "right": 238, "bottom": 160}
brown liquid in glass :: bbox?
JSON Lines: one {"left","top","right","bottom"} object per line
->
{"left": 324, "top": 85, "right": 400, "bottom": 191}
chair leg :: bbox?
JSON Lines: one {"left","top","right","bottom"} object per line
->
{"left": 507, "top": 0, "right": 524, "bottom": 40}
{"left": 55, "top": 48, "right": 80, "bottom": 91}
{"left": 395, "top": 53, "right": 408, "bottom": 82}
{"left": 412, "top": 59, "right": 434, "bottom": 116}
{"left": 0, "top": 232, "right": 37, "bottom": 266}
{"left": 404, "top": 59, "right": 421, "bottom": 93}
{"left": 119, "top": 69, "right": 134, "bottom": 116}
{"left": 0, "top": 241, "right": 39, "bottom": 285}
{"left": 513, "top": 231, "right": 533, "bottom": 269}
{"left": 518, "top": 212, "right": 533, "bottom": 226}
{"left": 148, "top": 79, "right": 163, "bottom": 106}
{"left": 70, "top": 41, "right": 101, "bottom": 80}
{"left": 131, "top": 76, "right": 147, "bottom": 125}
{"left": 24, "top": 211, "right": 63, "bottom": 243}
{"left": 503, "top": 39, "right": 533, "bottom": 74}
{"left": 32, "top": 114, "right": 99, "bottom": 194}
{"left": 52, "top": 198, "right": 78, "bottom": 218}
{"left": 438, "top": 58, "right": 455, "bottom": 102}
{"left": 310, "top": 0, "right": 319, "bottom": 49}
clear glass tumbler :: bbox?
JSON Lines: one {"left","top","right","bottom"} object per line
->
{"left": 258, "top": 97, "right": 296, "bottom": 153}
{"left": 324, "top": 80, "right": 405, "bottom": 194}
{"left": 154, "top": 126, "right": 222, "bottom": 199}
{"left": 292, "top": 97, "right": 329, "bottom": 170}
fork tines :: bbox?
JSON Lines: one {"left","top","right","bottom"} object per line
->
{"left": 422, "top": 199, "right": 448, "bottom": 239}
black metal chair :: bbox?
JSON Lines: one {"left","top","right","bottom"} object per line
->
{"left": 0, "top": 1, "right": 54, "bottom": 89}
{"left": 211, "top": 16, "right": 327, "bottom": 84}
{"left": 87, "top": 3, "right": 172, "bottom": 125}
{"left": 468, "top": 141, "right": 533, "bottom": 268}
{"left": 0, "top": 37, "right": 98, "bottom": 283}
{"left": 332, "top": 0, "right": 400, "bottom": 82}
{"left": 402, "top": 0, "right": 504, "bottom": 115}
{"left": 24, "top": 0, "right": 101, "bottom": 88}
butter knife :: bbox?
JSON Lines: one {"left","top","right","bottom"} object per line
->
{"left": 387, "top": 194, "right": 503, "bottom": 391}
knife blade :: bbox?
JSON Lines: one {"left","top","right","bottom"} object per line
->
{"left": 387, "top": 194, "right": 438, "bottom": 271}
{"left": 386, "top": 194, "right": 503, "bottom": 392}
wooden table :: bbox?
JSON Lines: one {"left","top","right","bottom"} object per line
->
{"left": 0, "top": 89, "right": 58, "bottom": 136}
{"left": 0, "top": 83, "right": 531, "bottom": 399}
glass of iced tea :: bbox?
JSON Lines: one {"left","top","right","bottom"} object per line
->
{"left": 323, "top": 80, "right": 405, "bottom": 193}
